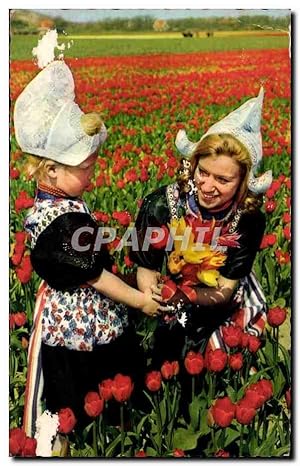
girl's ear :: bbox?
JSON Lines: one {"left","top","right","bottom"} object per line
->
{"left": 44, "top": 160, "right": 59, "bottom": 179}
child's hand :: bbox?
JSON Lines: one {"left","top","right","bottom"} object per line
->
{"left": 141, "top": 288, "right": 169, "bottom": 317}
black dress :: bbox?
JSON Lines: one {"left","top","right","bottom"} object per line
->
{"left": 130, "top": 182, "right": 266, "bottom": 367}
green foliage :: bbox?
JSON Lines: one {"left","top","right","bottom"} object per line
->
{"left": 10, "top": 34, "right": 289, "bottom": 61}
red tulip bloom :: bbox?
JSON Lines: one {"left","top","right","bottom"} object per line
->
{"left": 228, "top": 352, "right": 243, "bottom": 371}
{"left": 15, "top": 255, "right": 33, "bottom": 284}
{"left": 236, "top": 398, "right": 257, "bottom": 425}
{"left": 58, "top": 407, "right": 77, "bottom": 433}
{"left": 244, "top": 387, "right": 265, "bottom": 409}
{"left": 145, "top": 371, "right": 162, "bottom": 392}
{"left": 111, "top": 374, "right": 134, "bottom": 402}
{"left": 206, "top": 349, "right": 227, "bottom": 372}
{"left": 84, "top": 392, "right": 104, "bottom": 417}
{"left": 21, "top": 437, "right": 37, "bottom": 457}
{"left": 240, "top": 332, "right": 250, "bottom": 348}
{"left": 13, "top": 312, "right": 27, "bottom": 327}
{"left": 99, "top": 379, "right": 114, "bottom": 401}
{"left": 150, "top": 226, "right": 169, "bottom": 249}
{"left": 283, "top": 212, "right": 291, "bottom": 223}
{"left": 173, "top": 448, "right": 185, "bottom": 457}
{"left": 135, "top": 450, "right": 147, "bottom": 457}
{"left": 247, "top": 335, "right": 261, "bottom": 353}
{"left": 257, "top": 379, "right": 273, "bottom": 401}
{"left": 184, "top": 351, "right": 204, "bottom": 375}
{"left": 260, "top": 233, "right": 277, "bottom": 249}
{"left": 264, "top": 200, "right": 277, "bottom": 213}
{"left": 161, "top": 360, "right": 179, "bottom": 379}
{"left": 211, "top": 397, "right": 236, "bottom": 428}
{"left": 112, "top": 211, "right": 132, "bottom": 227}
{"left": 222, "top": 325, "right": 242, "bottom": 347}
{"left": 283, "top": 226, "right": 291, "bottom": 240}
{"left": 215, "top": 449, "right": 230, "bottom": 457}
{"left": 267, "top": 307, "right": 287, "bottom": 327}
{"left": 275, "top": 250, "right": 290, "bottom": 265}
{"left": 9, "top": 428, "right": 26, "bottom": 456}
{"left": 161, "top": 280, "right": 177, "bottom": 301}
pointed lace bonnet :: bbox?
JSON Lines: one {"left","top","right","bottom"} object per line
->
{"left": 175, "top": 88, "right": 272, "bottom": 194}
{"left": 13, "top": 60, "right": 107, "bottom": 166}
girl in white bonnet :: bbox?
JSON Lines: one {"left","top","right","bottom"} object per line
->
{"left": 13, "top": 60, "right": 164, "bottom": 446}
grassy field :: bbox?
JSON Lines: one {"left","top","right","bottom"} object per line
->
{"left": 10, "top": 32, "right": 289, "bottom": 60}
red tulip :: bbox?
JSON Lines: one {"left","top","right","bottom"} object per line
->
{"left": 222, "top": 325, "right": 242, "bottom": 347}
{"left": 236, "top": 398, "right": 257, "bottom": 425}
{"left": 9, "top": 428, "right": 26, "bottom": 456}
{"left": 211, "top": 397, "right": 236, "bottom": 428}
{"left": 257, "top": 379, "right": 273, "bottom": 401}
{"left": 13, "top": 312, "right": 27, "bottom": 327}
{"left": 145, "top": 371, "right": 162, "bottom": 392}
{"left": 98, "top": 379, "right": 114, "bottom": 401}
{"left": 161, "top": 360, "right": 179, "bottom": 379}
{"left": 173, "top": 448, "right": 185, "bottom": 457}
{"left": 58, "top": 407, "right": 77, "bottom": 433}
{"left": 135, "top": 450, "right": 147, "bottom": 457}
{"left": 247, "top": 335, "right": 261, "bottom": 353}
{"left": 264, "top": 200, "right": 277, "bottom": 213}
{"left": 150, "top": 226, "right": 169, "bottom": 249}
{"left": 111, "top": 374, "right": 134, "bottom": 402}
{"left": 215, "top": 449, "right": 230, "bottom": 457}
{"left": 184, "top": 351, "right": 204, "bottom": 375}
{"left": 84, "top": 392, "right": 104, "bottom": 417}
{"left": 161, "top": 280, "right": 177, "bottom": 301}
{"left": 206, "top": 349, "right": 227, "bottom": 372}
{"left": 21, "top": 437, "right": 37, "bottom": 457}
{"left": 267, "top": 307, "right": 287, "bottom": 327}
{"left": 228, "top": 352, "right": 243, "bottom": 371}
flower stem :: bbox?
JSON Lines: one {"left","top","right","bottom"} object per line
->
{"left": 154, "top": 393, "right": 162, "bottom": 456}
{"left": 192, "top": 376, "right": 195, "bottom": 401}
{"left": 120, "top": 404, "right": 125, "bottom": 457}
{"left": 239, "top": 424, "right": 244, "bottom": 457}
{"left": 93, "top": 419, "right": 98, "bottom": 457}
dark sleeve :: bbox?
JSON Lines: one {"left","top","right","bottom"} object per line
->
{"left": 130, "top": 186, "right": 170, "bottom": 271}
{"left": 219, "top": 209, "right": 266, "bottom": 280}
{"left": 30, "top": 212, "right": 113, "bottom": 291}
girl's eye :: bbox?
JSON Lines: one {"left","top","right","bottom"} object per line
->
{"left": 217, "top": 178, "right": 229, "bottom": 184}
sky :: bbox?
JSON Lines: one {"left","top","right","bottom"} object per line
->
{"left": 32, "top": 8, "right": 290, "bottom": 23}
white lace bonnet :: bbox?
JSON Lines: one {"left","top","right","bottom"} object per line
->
{"left": 175, "top": 87, "right": 272, "bottom": 194}
{"left": 13, "top": 60, "right": 107, "bottom": 166}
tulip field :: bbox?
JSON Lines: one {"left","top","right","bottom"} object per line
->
{"left": 9, "top": 39, "right": 291, "bottom": 457}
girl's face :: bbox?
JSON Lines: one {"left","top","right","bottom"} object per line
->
{"left": 56, "top": 154, "right": 97, "bottom": 197}
{"left": 194, "top": 154, "right": 242, "bottom": 210}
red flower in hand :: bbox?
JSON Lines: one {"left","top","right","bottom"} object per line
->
{"left": 112, "top": 374, "right": 134, "bottom": 402}
{"left": 161, "top": 280, "right": 177, "bottom": 301}
{"left": 58, "top": 407, "right": 77, "bottom": 433}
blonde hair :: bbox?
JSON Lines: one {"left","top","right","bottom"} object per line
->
{"left": 177, "top": 133, "right": 262, "bottom": 211}
{"left": 23, "top": 112, "right": 104, "bottom": 181}
{"left": 80, "top": 112, "right": 103, "bottom": 136}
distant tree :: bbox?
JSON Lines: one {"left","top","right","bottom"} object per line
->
{"left": 153, "top": 19, "right": 169, "bottom": 32}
